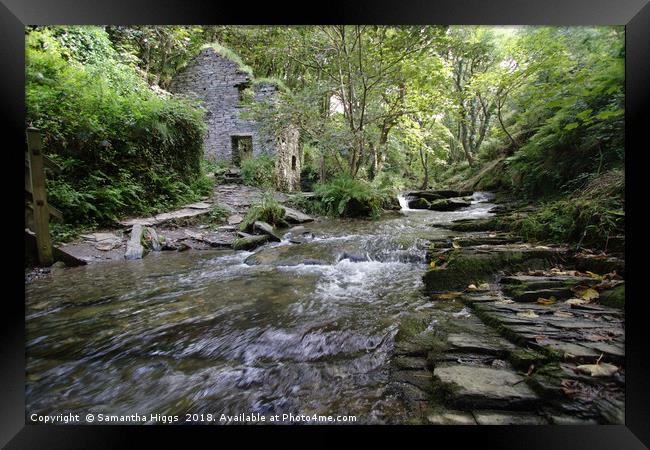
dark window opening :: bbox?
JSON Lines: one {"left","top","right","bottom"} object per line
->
{"left": 237, "top": 83, "right": 254, "bottom": 104}
{"left": 291, "top": 155, "right": 297, "bottom": 171}
{"left": 231, "top": 135, "right": 253, "bottom": 167}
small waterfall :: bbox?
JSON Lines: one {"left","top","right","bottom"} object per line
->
{"left": 397, "top": 194, "right": 411, "bottom": 211}
{"left": 471, "top": 191, "right": 496, "bottom": 203}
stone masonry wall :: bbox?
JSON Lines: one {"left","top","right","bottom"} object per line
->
{"left": 170, "top": 48, "right": 274, "bottom": 161}
{"left": 170, "top": 47, "right": 301, "bottom": 191}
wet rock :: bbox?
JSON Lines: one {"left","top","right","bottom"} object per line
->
{"left": 383, "top": 195, "right": 402, "bottom": 211}
{"left": 282, "top": 206, "right": 314, "bottom": 224}
{"left": 339, "top": 252, "right": 368, "bottom": 263}
{"left": 124, "top": 224, "right": 145, "bottom": 260}
{"left": 142, "top": 227, "right": 162, "bottom": 251}
{"left": 406, "top": 191, "right": 445, "bottom": 201}
{"left": 535, "top": 340, "right": 600, "bottom": 362}
{"left": 598, "top": 284, "right": 624, "bottom": 309}
{"left": 410, "top": 190, "right": 472, "bottom": 199}
{"left": 507, "top": 288, "right": 573, "bottom": 303}
{"left": 473, "top": 411, "right": 547, "bottom": 425}
{"left": 446, "top": 333, "right": 515, "bottom": 356}
{"left": 393, "top": 356, "right": 428, "bottom": 370}
{"left": 232, "top": 234, "right": 269, "bottom": 251}
{"left": 244, "top": 242, "right": 336, "bottom": 266}
{"left": 426, "top": 411, "right": 476, "bottom": 425}
{"left": 428, "top": 198, "right": 471, "bottom": 211}
{"left": 392, "top": 370, "right": 434, "bottom": 393}
{"left": 408, "top": 198, "right": 431, "bottom": 210}
{"left": 452, "top": 234, "right": 521, "bottom": 247}
{"left": 253, "top": 221, "right": 282, "bottom": 242}
{"left": 433, "top": 365, "right": 539, "bottom": 410}
{"left": 446, "top": 218, "right": 501, "bottom": 232}
{"left": 549, "top": 415, "right": 598, "bottom": 425}
{"left": 572, "top": 254, "right": 625, "bottom": 277}
{"left": 423, "top": 245, "right": 566, "bottom": 291}
{"left": 500, "top": 275, "right": 600, "bottom": 290}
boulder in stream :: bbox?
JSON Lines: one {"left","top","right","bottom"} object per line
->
{"left": 408, "top": 198, "right": 431, "bottom": 210}
{"left": 232, "top": 234, "right": 269, "bottom": 251}
{"left": 142, "top": 226, "right": 162, "bottom": 251}
{"left": 253, "top": 221, "right": 283, "bottom": 242}
{"left": 282, "top": 206, "right": 314, "bottom": 224}
{"left": 428, "top": 198, "right": 471, "bottom": 211}
{"left": 124, "top": 224, "right": 146, "bottom": 260}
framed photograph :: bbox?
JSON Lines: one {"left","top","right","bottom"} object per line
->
{"left": 3, "top": 0, "right": 649, "bottom": 447}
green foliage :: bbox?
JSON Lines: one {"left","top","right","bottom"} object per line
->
{"left": 240, "top": 193, "right": 288, "bottom": 231}
{"left": 509, "top": 170, "right": 624, "bottom": 249}
{"left": 49, "top": 221, "right": 95, "bottom": 245}
{"left": 26, "top": 26, "right": 207, "bottom": 225}
{"left": 314, "top": 176, "right": 385, "bottom": 218}
{"left": 206, "top": 203, "right": 230, "bottom": 225}
{"left": 201, "top": 42, "right": 254, "bottom": 75}
{"left": 240, "top": 155, "right": 276, "bottom": 188}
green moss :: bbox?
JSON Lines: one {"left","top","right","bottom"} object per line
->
{"left": 423, "top": 248, "right": 556, "bottom": 292}
{"left": 201, "top": 42, "right": 254, "bottom": 75}
{"left": 509, "top": 348, "right": 549, "bottom": 372}
{"left": 598, "top": 284, "right": 625, "bottom": 309}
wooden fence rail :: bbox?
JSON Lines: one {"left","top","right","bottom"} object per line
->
{"left": 25, "top": 127, "right": 59, "bottom": 266}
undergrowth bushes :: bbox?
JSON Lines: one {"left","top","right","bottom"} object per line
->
{"left": 26, "top": 26, "right": 210, "bottom": 229}
{"left": 240, "top": 193, "right": 288, "bottom": 231}
{"left": 508, "top": 169, "right": 624, "bottom": 249}
{"left": 241, "top": 155, "right": 276, "bottom": 188}
{"left": 313, "top": 175, "right": 387, "bottom": 218}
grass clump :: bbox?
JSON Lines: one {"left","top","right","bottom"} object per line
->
{"left": 201, "top": 42, "right": 254, "bottom": 75}
{"left": 313, "top": 175, "right": 385, "bottom": 219}
{"left": 509, "top": 169, "right": 624, "bottom": 250}
{"left": 241, "top": 155, "right": 276, "bottom": 189}
{"left": 206, "top": 203, "right": 230, "bottom": 226}
{"left": 240, "top": 193, "right": 288, "bottom": 231}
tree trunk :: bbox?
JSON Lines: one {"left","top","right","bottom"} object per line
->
{"left": 497, "top": 102, "right": 517, "bottom": 153}
{"left": 419, "top": 146, "right": 429, "bottom": 189}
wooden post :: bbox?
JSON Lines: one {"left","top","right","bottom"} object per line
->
{"left": 26, "top": 127, "right": 53, "bottom": 266}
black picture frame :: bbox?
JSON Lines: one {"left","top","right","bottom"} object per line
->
{"left": 3, "top": 0, "right": 649, "bottom": 447}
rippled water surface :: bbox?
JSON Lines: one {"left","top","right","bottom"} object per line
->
{"left": 26, "top": 193, "right": 494, "bottom": 423}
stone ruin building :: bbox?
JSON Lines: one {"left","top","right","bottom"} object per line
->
{"left": 170, "top": 46, "right": 301, "bottom": 191}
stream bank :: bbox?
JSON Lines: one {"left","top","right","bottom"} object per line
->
{"left": 25, "top": 189, "right": 625, "bottom": 424}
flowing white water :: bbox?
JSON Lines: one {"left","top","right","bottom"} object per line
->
{"left": 25, "top": 197, "right": 495, "bottom": 424}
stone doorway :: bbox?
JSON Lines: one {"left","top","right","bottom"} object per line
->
{"left": 231, "top": 135, "right": 253, "bottom": 167}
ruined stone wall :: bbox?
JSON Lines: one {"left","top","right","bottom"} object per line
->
{"left": 171, "top": 48, "right": 301, "bottom": 190}
{"left": 169, "top": 48, "right": 274, "bottom": 161}
{"left": 275, "top": 126, "right": 301, "bottom": 192}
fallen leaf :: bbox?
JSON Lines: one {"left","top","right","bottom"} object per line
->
{"left": 565, "top": 298, "right": 587, "bottom": 306}
{"left": 537, "top": 297, "right": 556, "bottom": 305}
{"left": 452, "top": 241, "right": 461, "bottom": 249}
{"left": 467, "top": 284, "right": 477, "bottom": 290}
{"left": 478, "top": 283, "right": 489, "bottom": 290}
{"left": 572, "top": 286, "right": 600, "bottom": 302}
{"left": 517, "top": 310, "right": 539, "bottom": 318}
{"left": 576, "top": 362, "right": 618, "bottom": 377}
{"left": 429, "top": 261, "right": 436, "bottom": 269}
{"left": 586, "top": 271, "right": 604, "bottom": 279}
{"left": 554, "top": 310, "right": 574, "bottom": 318}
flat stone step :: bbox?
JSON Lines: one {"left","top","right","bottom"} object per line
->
{"left": 427, "top": 411, "right": 477, "bottom": 425}
{"left": 433, "top": 365, "right": 539, "bottom": 410}
{"left": 473, "top": 410, "right": 548, "bottom": 425}
{"left": 446, "top": 333, "right": 516, "bottom": 356}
